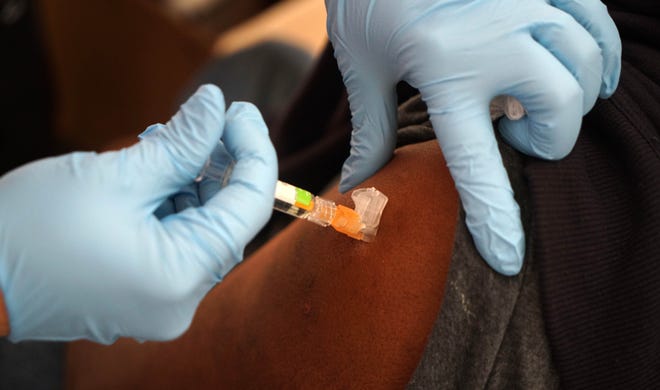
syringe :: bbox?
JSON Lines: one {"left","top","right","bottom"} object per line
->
{"left": 196, "top": 153, "right": 388, "bottom": 242}
{"left": 275, "top": 180, "right": 377, "bottom": 241}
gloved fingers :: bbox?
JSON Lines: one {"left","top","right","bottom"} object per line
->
{"left": 206, "top": 102, "right": 277, "bottom": 244}
{"left": 338, "top": 68, "right": 398, "bottom": 193}
{"left": 497, "top": 43, "right": 583, "bottom": 160}
{"left": 163, "top": 102, "right": 277, "bottom": 277}
{"left": 550, "top": 0, "right": 622, "bottom": 97}
{"left": 427, "top": 105, "right": 525, "bottom": 275}
{"left": 127, "top": 84, "right": 226, "bottom": 202}
{"left": 531, "top": 6, "right": 603, "bottom": 114}
{"left": 326, "top": 0, "right": 400, "bottom": 193}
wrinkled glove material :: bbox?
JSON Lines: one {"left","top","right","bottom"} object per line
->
{"left": 326, "top": 0, "right": 621, "bottom": 275}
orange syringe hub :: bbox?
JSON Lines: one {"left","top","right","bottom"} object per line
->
{"left": 330, "top": 205, "right": 365, "bottom": 241}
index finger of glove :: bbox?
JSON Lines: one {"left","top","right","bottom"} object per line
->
{"left": 128, "top": 85, "right": 226, "bottom": 201}
{"left": 424, "top": 97, "right": 525, "bottom": 275}
{"left": 338, "top": 70, "right": 399, "bottom": 193}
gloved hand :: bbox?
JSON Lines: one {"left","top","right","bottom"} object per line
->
{"left": 326, "top": 0, "right": 621, "bottom": 275}
{"left": 0, "top": 85, "right": 278, "bottom": 343}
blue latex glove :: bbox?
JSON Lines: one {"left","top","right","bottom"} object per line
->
{"left": 0, "top": 85, "right": 278, "bottom": 343}
{"left": 153, "top": 138, "right": 238, "bottom": 220}
{"left": 326, "top": 0, "right": 621, "bottom": 275}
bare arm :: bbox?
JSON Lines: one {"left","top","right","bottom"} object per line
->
{"left": 66, "top": 140, "right": 459, "bottom": 389}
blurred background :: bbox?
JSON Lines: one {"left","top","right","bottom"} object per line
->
{"left": 0, "top": 0, "right": 327, "bottom": 174}
{"left": 0, "top": 1, "right": 326, "bottom": 388}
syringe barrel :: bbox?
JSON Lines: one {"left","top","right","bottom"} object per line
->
{"left": 273, "top": 181, "right": 336, "bottom": 226}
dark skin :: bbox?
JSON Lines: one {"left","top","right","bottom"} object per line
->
{"left": 65, "top": 140, "right": 459, "bottom": 389}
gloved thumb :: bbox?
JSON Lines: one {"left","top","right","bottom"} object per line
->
{"left": 338, "top": 69, "right": 398, "bottom": 193}
{"left": 127, "top": 84, "right": 226, "bottom": 199}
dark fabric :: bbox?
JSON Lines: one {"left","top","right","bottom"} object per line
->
{"left": 0, "top": 339, "right": 64, "bottom": 390}
{"left": 528, "top": 2, "right": 660, "bottom": 388}
{"left": 400, "top": 96, "right": 558, "bottom": 389}
{"left": 270, "top": 44, "right": 353, "bottom": 194}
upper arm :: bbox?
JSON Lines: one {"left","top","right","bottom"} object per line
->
{"left": 66, "top": 140, "right": 460, "bottom": 390}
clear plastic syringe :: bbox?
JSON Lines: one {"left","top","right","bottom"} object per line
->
{"left": 196, "top": 149, "right": 388, "bottom": 242}
{"left": 274, "top": 180, "right": 368, "bottom": 241}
